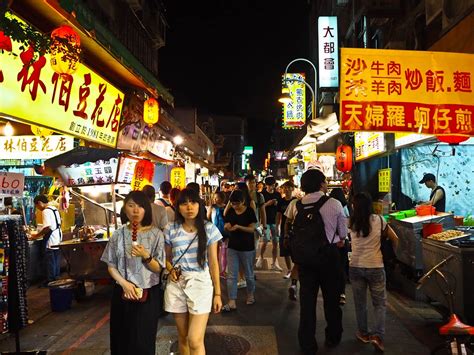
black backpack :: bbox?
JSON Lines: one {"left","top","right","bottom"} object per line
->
{"left": 289, "top": 196, "right": 330, "bottom": 267}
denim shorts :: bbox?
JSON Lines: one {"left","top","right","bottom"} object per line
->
{"left": 263, "top": 224, "right": 278, "bottom": 242}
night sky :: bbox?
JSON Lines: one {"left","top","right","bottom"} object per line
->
{"left": 159, "top": 0, "right": 309, "bottom": 168}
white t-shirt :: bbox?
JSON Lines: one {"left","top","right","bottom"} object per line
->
{"left": 349, "top": 214, "right": 386, "bottom": 268}
{"left": 42, "top": 206, "right": 62, "bottom": 249}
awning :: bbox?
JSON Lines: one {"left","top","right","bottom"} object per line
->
{"left": 44, "top": 146, "right": 121, "bottom": 169}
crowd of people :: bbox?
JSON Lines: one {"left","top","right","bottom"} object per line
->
{"left": 70, "top": 167, "right": 398, "bottom": 355}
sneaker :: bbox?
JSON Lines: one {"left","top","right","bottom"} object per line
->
{"left": 255, "top": 257, "right": 263, "bottom": 269}
{"left": 283, "top": 272, "right": 291, "bottom": 279}
{"left": 288, "top": 285, "right": 297, "bottom": 301}
{"left": 271, "top": 263, "right": 283, "bottom": 272}
{"left": 339, "top": 294, "right": 346, "bottom": 305}
{"left": 355, "top": 331, "right": 371, "bottom": 344}
{"left": 237, "top": 280, "right": 247, "bottom": 289}
{"left": 370, "top": 335, "right": 384, "bottom": 352}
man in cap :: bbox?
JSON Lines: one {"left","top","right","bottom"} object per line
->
{"left": 419, "top": 173, "right": 446, "bottom": 212}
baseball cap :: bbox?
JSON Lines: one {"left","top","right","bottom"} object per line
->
{"left": 419, "top": 173, "right": 436, "bottom": 184}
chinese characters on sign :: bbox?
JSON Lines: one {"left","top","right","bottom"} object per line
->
{"left": 378, "top": 168, "right": 391, "bottom": 193}
{"left": 318, "top": 16, "right": 339, "bottom": 88}
{"left": 56, "top": 158, "right": 119, "bottom": 186}
{"left": 0, "top": 135, "right": 74, "bottom": 159}
{"left": 354, "top": 131, "right": 386, "bottom": 161}
{"left": 116, "top": 156, "right": 139, "bottom": 184}
{"left": 0, "top": 31, "right": 124, "bottom": 147}
{"left": 282, "top": 73, "right": 306, "bottom": 129}
{"left": 170, "top": 167, "right": 186, "bottom": 190}
{"left": 0, "top": 172, "right": 25, "bottom": 197}
{"left": 340, "top": 48, "right": 474, "bottom": 137}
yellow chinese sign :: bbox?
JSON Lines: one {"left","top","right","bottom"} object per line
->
{"left": 0, "top": 135, "right": 74, "bottom": 159}
{"left": 354, "top": 131, "right": 385, "bottom": 161}
{"left": 170, "top": 167, "right": 186, "bottom": 190}
{"left": 378, "top": 168, "right": 391, "bottom": 193}
{"left": 282, "top": 73, "right": 306, "bottom": 129}
{"left": 340, "top": 48, "right": 474, "bottom": 137}
{"left": 0, "top": 38, "right": 124, "bottom": 147}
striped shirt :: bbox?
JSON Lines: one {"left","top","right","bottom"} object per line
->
{"left": 284, "top": 191, "right": 348, "bottom": 244}
{"left": 164, "top": 222, "right": 222, "bottom": 272}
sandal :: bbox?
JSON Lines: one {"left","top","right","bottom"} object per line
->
{"left": 221, "top": 304, "right": 237, "bottom": 312}
{"left": 246, "top": 298, "right": 256, "bottom": 305}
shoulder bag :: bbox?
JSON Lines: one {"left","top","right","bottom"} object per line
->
{"left": 379, "top": 215, "right": 396, "bottom": 264}
{"left": 160, "top": 227, "right": 198, "bottom": 290}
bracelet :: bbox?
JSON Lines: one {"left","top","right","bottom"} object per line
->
{"left": 142, "top": 255, "right": 153, "bottom": 264}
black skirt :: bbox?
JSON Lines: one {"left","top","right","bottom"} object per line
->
{"left": 110, "top": 283, "right": 161, "bottom": 355}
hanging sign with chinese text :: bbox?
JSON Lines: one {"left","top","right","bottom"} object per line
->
{"left": 170, "top": 167, "right": 186, "bottom": 190}
{"left": 282, "top": 73, "right": 306, "bottom": 128}
{"left": 56, "top": 158, "right": 118, "bottom": 186}
{"left": 354, "top": 132, "right": 386, "bottom": 161}
{"left": 116, "top": 155, "right": 140, "bottom": 184}
{"left": 318, "top": 16, "right": 339, "bottom": 88}
{"left": 340, "top": 48, "right": 474, "bottom": 137}
{"left": 0, "top": 135, "right": 74, "bottom": 159}
{"left": 0, "top": 30, "right": 124, "bottom": 147}
{"left": 0, "top": 172, "right": 24, "bottom": 197}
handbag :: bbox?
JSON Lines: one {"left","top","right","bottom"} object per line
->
{"left": 379, "top": 215, "right": 396, "bottom": 264}
{"left": 160, "top": 231, "right": 198, "bottom": 290}
{"left": 121, "top": 228, "right": 149, "bottom": 303}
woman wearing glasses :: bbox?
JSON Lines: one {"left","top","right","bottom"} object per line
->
{"left": 222, "top": 190, "right": 257, "bottom": 311}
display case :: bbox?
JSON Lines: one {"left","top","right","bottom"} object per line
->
{"left": 390, "top": 212, "right": 455, "bottom": 271}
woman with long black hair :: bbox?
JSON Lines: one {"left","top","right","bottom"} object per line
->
{"left": 101, "top": 191, "right": 165, "bottom": 355}
{"left": 349, "top": 192, "right": 399, "bottom": 352}
{"left": 164, "top": 188, "right": 222, "bottom": 355}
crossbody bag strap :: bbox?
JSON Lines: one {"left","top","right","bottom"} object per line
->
{"left": 172, "top": 227, "right": 198, "bottom": 269}
{"left": 122, "top": 228, "right": 128, "bottom": 281}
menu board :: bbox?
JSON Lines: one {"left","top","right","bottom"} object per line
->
{"left": 355, "top": 132, "right": 386, "bottom": 161}
{"left": 57, "top": 158, "right": 118, "bottom": 186}
{"left": 116, "top": 156, "right": 139, "bottom": 184}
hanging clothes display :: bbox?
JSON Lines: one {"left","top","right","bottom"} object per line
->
{"left": 0, "top": 215, "right": 28, "bottom": 334}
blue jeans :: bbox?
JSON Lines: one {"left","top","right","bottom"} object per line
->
{"left": 46, "top": 248, "right": 61, "bottom": 283}
{"left": 349, "top": 267, "right": 386, "bottom": 339}
{"left": 226, "top": 248, "right": 256, "bottom": 300}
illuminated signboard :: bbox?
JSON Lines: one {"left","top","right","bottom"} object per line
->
{"left": 0, "top": 135, "right": 74, "bottom": 159}
{"left": 0, "top": 22, "right": 124, "bottom": 147}
{"left": 57, "top": 158, "right": 119, "bottom": 186}
{"left": 318, "top": 16, "right": 339, "bottom": 88}
{"left": 243, "top": 146, "right": 253, "bottom": 155}
{"left": 394, "top": 132, "right": 434, "bottom": 148}
{"left": 0, "top": 172, "right": 24, "bottom": 197}
{"left": 355, "top": 132, "right": 386, "bottom": 161}
{"left": 378, "top": 168, "right": 391, "bottom": 193}
{"left": 340, "top": 48, "right": 474, "bottom": 137}
{"left": 116, "top": 155, "right": 140, "bottom": 184}
{"left": 282, "top": 73, "right": 306, "bottom": 128}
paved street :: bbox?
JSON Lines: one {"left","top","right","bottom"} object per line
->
{"left": 0, "top": 258, "right": 447, "bottom": 354}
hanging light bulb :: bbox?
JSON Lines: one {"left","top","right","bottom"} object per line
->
{"left": 4, "top": 122, "right": 14, "bottom": 136}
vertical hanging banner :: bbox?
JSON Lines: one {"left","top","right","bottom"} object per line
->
{"left": 282, "top": 73, "right": 306, "bottom": 129}
{"left": 318, "top": 16, "right": 339, "bottom": 88}
{"left": 340, "top": 48, "right": 474, "bottom": 137}
{"left": 170, "top": 167, "right": 186, "bottom": 190}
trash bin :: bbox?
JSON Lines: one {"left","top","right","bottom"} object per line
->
{"left": 48, "top": 279, "right": 76, "bottom": 312}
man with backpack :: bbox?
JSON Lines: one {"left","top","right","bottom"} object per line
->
{"left": 284, "top": 169, "right": 347, "bottom": 354}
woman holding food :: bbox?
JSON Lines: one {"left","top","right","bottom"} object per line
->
{"left": 101, "top": 191, "right": 165, "bottom": 355}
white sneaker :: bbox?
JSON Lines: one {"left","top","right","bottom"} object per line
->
{"left": 283, "top": 272, "right": 291, "bottom": 279}
{"left": 237, "top": 280, "right": 247, "bottom": 289}
{"left": 271, "top": 263, "right": 283, "bottom": 272}
{"left": 255, "top": 257, "right": 263, "bottom": 269}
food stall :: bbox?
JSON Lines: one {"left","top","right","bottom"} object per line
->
{"left": 421, "top": 226, "right": 474, "bottom": 324}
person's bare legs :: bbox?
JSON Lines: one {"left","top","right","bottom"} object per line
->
{"left": 187, "top": 313, "right": 210, "bottom": 355}
{"left": 173, "top": 313, "right": 190, "bottom": 355}
{"left": 284, "top": 256, "right": 292, "bottom": 271}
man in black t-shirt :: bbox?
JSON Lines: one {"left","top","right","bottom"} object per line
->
{"left": 256, "top": 176, "right": 282, "bottom": 271}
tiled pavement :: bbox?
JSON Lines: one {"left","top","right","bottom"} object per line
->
{"left": 0, "top": 257, "right": 447, "bottom": 354}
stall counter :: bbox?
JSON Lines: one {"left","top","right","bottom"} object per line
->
{"left": 389, "top": 212, "right": 455, "bottom": 272}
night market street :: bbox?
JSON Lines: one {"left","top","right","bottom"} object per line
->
{"left": 0, "top": 255, "right": 445, "bottom": 355}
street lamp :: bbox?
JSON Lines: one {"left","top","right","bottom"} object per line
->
{"left": 279, "top": 58, "right": 318, "bottom": 122}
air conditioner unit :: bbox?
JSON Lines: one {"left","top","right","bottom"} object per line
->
{"left": 425, "top": 0, "right": 443, "bottom": 25}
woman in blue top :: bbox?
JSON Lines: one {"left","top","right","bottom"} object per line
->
{"left": 101, "top": 191, "right": 165, "bottom": 355}
{"left": 164, "top": 188, "right": 222, "bottom": 355}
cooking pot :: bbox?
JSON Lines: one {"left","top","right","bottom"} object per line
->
{"left": 422, "top": 222, "right": 443, "bottom": 238}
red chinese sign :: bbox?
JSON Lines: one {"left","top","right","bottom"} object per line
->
{"left": 340, "top": 48, "right": 474, "bottom": 137}
{"left": 0, "top": 40, "right": 124, "bottom": 147}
